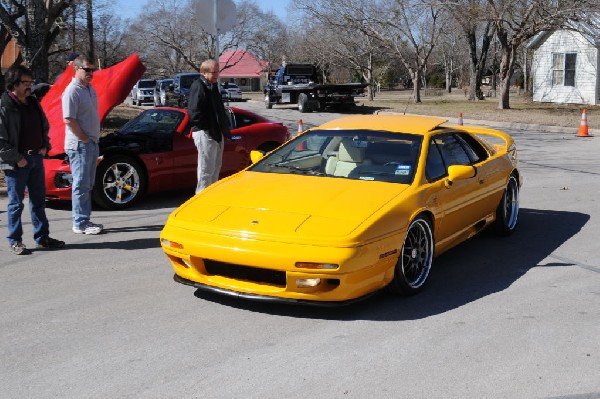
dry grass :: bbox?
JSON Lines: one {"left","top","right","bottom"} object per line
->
{"left": 361, "top": 90, "right": 599, "bottom": 129}
{"left": 246, "top": 89, "right": 599, "bottom": 129}
{"left": 101, "top": 105, "right": 142, "bottom": 135}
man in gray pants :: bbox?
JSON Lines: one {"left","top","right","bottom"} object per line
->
{"left": 187, "top": 59, "right": 231, "bottom": 194}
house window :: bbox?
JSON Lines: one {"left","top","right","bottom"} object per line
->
{"left": 552, "top": 53, "right": 577, "bottom": 87}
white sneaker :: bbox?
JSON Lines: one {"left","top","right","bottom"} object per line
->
{"left": 73, "top": 222, "right": 104, "bottom": 235}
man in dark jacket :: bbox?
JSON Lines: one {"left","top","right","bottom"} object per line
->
{"left": 187, "top": 59, "right": 231, "bottom": 194}
{"left": 0, "top": 65, "right": 65, "bottom": 254}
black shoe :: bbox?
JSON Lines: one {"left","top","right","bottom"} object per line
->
{"left": 36, "top": 236, "right": 65, "bottom": 249}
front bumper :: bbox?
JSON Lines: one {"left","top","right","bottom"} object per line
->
{"left": 174, "top": 274, "right": 376, "bottom": 306}
{"left": 44, "top": 158, "right": 73, "bottom": 201}
{"left": 136, "top": 94, "right": 154, "bottom": 103}
{"left": 160, "top": 223, "right": 400, "bottom": 303}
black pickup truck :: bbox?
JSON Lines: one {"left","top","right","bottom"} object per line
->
{"left": 264, "top": 64, "right": 368, "bottom": 113}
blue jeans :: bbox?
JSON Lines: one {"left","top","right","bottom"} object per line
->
{"left": 66, "top": 141, "right": 99, "bottom": 229}
{"left": 4, "top": 153, "right": 50, "bottom": 245}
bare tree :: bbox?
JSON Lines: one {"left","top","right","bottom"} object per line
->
{"left": 127, "top": 0, "right": 263, "bottom": 74}
{"left": 443, "top": 0, "right": 494, "bottom": 100}
{"left": 238, "top": 8, "right": 288, "bottom": 78}
{"left": 486, "top": 0, "right": 600, "bottom": 109}
{"left": 86, "top": 0, "right": 94, "bottom": 60}
{"left": 369, "top": 0, "right": 442, "bottom": 103}
{"left": 296, "top": 0, "right": 385, "bottom": 101}
{"left": 94, "top": 13, "right": 129, "bottom": 68}
{"left": 435, "top": 16, "right": 468, "bottom": 94}
{"left": 0, "top": 0, "right": 73, "bottom": 82}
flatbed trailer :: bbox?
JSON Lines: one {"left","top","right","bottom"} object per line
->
{"left": 264, "top": 64, "right": 368, "bottom": 113}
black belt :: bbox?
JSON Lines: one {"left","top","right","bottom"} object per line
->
{"left": 25, "top": 150, "right": 38, "bottom": 155}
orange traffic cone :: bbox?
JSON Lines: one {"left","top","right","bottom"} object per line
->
{"left": 577, "top": 109, "right": 589, "bottom": 137}
{"left": 295, "top": 119, "right": 307, "bottom": 150}
{"left": 458, "top": 112, "right": 463, "bottom": 126}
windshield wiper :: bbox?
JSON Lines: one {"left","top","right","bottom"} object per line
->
{"left": 265, "top": 162, "right": 324, "bottom": 176}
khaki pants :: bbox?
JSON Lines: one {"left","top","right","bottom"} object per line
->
{"left": 192, "top": 130, "right": 224, "bottom": 194}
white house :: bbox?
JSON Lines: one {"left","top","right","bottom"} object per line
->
{"left": 528, "top": 28, "right": 600, "bottom": 105}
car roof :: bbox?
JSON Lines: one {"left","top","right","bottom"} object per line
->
{"left": 317, "top": 115, "right": 449, "bottom": 135}
{"left": 175, "top": 72, "right": 200, "bottom": 77}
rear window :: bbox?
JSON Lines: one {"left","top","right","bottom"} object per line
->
{"left": 286, "top": 66, "right": 314, "bottom": 76}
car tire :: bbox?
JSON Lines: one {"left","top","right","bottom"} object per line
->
{"left": 265, "top": 95, "right": 273, "bottom": 109}
{"left": 298, "top": 93, "right": 310, "bottom": 113}
{"left": 93, "top": 156, "right": 146, "bottom": 210}
{"left": 387, "top": 216, "right": 434, "bottom": 296}
{"left": 493, "top": 174, "right": 519, "bottom": 236}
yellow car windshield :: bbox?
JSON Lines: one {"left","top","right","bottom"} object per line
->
{"left": 250, "top": 130, "right": 423, "bottom": 184}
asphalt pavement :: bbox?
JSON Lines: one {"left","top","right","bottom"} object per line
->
{"left": 1, "top": 100, "right": 599, "bottom": 398}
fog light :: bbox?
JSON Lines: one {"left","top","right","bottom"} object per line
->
{"left": 295, "top": 262, "right": 338, "bottom": 269}
{"left": 161, "top": 238, "right": 184, "bottom": 249}
{"left": 54, "top": 172, "right": 73, "bottom": 188}
{"left": 296, "top": 278, "right": 321, "bottom": 288}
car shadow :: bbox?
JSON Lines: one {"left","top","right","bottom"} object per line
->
{"left": 45, "top": 190, "right": 194, "bottom": 212}
{"left": 37, "top": 236, "right": 161, "bottom": 251}
{"left": 192, "top": 208, "right": 589, "bottom": 320}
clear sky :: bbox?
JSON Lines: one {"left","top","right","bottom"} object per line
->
{"left": 113, "top": 0, "right": 291, "bottom": 22}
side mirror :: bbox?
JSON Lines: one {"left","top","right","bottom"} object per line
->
{"left": 250, "top": 150, "right": 264, "bottom": 164}
{"left": 445, "top": 165, "right": 476, "bottom": 188}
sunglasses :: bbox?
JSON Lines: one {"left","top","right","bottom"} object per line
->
{"left": 79, "top": 67, "right": 96, "bottom": 73}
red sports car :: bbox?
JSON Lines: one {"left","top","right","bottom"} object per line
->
{"left": 44, "top": 106, "right": 290, "bottom": 209}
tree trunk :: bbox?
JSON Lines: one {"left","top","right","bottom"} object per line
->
{"left": 22, "top": 1, "right": 49, "bottom": 82}
{"left": 445, "top": 57, "right": 452, "bottom": 93}
{"left": 87, "top": 0, "right": 95, "bottom": 62}
{"left": 465, "top": 23, "right": 492, "bottom": 101}
{"left": 411, "top": 70, "right": 421, "bottom": 103}
{"left": 497, "top": 44, "right": 516, "bottom": 110}
{"left": 366, "top": 52, "right": 374, "bottom": 101}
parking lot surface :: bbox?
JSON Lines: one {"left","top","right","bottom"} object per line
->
{"left": 1, "top": 101, "right": 599, "bottom": 398}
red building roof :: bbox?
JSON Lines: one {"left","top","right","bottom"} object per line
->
{"left": 219, "top": 50, "right": 267, "bottom": 78}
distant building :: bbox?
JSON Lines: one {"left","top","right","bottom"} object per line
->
{"left": 528, "top": 25, "right": 600, "bottom": 105}
{"left": 1, "top": 38, "right": 20, "bottom": 73}
{"left": 219, "top": 50, "right": 269, "bottom": 92}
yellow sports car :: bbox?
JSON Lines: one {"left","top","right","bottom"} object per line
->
{"left": 160, "top": 115, "right": 521, "bottom": 305}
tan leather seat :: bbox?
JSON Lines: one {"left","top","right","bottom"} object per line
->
{"left": 325, "top": 138, "right": 370, "bottom": 177}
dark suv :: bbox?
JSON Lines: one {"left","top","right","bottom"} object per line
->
{"left": 165, "top": 73, "right": 200, "bottom": 108}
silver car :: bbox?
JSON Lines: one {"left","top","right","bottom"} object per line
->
{"left": 220, "top": 82, "right": 243, "bottom": 101}
{"left": 131, "top": 79, "right": 156, "bottom": 106}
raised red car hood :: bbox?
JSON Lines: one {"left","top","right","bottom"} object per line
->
{"left": 41, "top": 53, "right": 146, "bottom": 156}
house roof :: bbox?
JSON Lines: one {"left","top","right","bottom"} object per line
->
{"left": 219, "top": 50, "right": 268, "bottom": 78}
{"left": 527, "top": 16, "right": 600, "bottom": 49}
